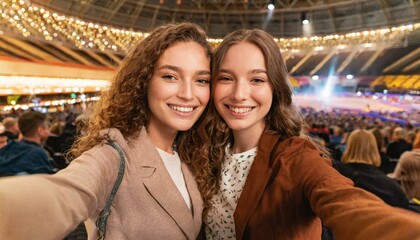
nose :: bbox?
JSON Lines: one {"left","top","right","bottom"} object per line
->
{"left": 231, "top": 80, "right": 249, "bottom": 101}
{"left": 177, "top": 79, "right": 194, "bottom": 100}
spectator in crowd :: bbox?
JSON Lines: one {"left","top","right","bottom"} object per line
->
{"left": 371, "top": 128, "right": 392, "bottom": 173}
{"left": 387, "top": 127, "right": 412, "bottom": 171}
{"left": 45, "top": 119, "right": 70, "bottom": 170}
{"left": 335, "top": 129, "right": 411, "bottom": 210}
{"left": 405, "top": 130, "right": 417, "bottom": 146}
{"left": 187, "top": 28, "right": 420, "bottom": 239}
{"left": 329, "top": 126, "right": 343, "bottom": 147}
{"left": 390, "top": 130, "right": 420, "bottom": 201}
{"left": 49, "top": 120, "right": 64, "bottom": 136}
{"left": 0, "top": 111, "right": 56, "bottom": 176}
{"left": 381, "top": 125, "right": 392, "bottom": 146}
{"left": 1, "top": 117, "right": 20, "bottom": 142}
{"left": 0, "top": 22, "right": 212, "bottom": 239}
{"left": 0, "top": 129, "right": 7, "bottom": 149}
{"left": 331, "top": 131, "right": 350, "bottom": 162}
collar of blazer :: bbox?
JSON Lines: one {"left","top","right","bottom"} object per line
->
{"left": 233, "top": 131, "right": 281, "bottom": 240}
{"left": 104, "top": 127, "right": 203, "bottom": 240}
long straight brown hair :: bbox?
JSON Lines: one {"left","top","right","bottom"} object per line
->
{"left": 184, "top": 29, "right": 305, "bottom": 216}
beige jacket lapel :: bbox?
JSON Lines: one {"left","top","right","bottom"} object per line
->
{"left": 131, "top": 129, "right": 198, "bottom": 240}
{"left": 181, "top": 162, "right": 204, "bottom": 229}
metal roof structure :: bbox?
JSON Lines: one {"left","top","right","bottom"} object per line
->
{"left": 0, "top": 0, "right": 418, "bottom": 98}
{"left": 31, "top": 0, "right": 419, "bottom": 38}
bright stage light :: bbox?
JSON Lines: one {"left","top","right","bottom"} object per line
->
{"left": 301, "top": 12, "right": 310, "bottom": 25}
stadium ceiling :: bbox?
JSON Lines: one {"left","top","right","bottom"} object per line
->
{"left": 0, "top": 0, "right": 418, "bottom": 98}
{"left": 31, "top": 0, "right": 420, "bottom": 38}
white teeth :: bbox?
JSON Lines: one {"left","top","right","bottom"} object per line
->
{"left": 170, "top": 105, "right": 194, "bottom": 113}
{"left": 228, "top": 106, "right": 252, "bottom": 113}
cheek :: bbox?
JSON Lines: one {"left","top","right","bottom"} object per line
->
{"left": 147, "top": 78, "right": 163, "bottom": 100}
{"left": 213, "top": 92, "right": 226, "bottom": 113}
{"left": 147, "top": 85, "right": 156, "bottom": 102}
{"left": 213, "top": 84, "right": 227, "bottom": 103}
{"left": 255, "top": 88, "right": 273, "bottom": 105}
{"left": 198, "top": 87, "right": 210, "bottom": 105}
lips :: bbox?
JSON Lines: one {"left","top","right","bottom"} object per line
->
{"left": 227, "top": 105, "right": 254, "bottom": 113}
{"left": 168, "top": 104, "right": 195, "bottom": 113}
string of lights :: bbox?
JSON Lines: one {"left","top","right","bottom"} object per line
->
{"left": 0, "top": 76, "right": 109, "bottom": 96}
{"left": 2, "top": 95, "right": 100, "bottom": 112}
{"left": 0, "top": 0, "right": 418, "bottom": 52}
{"left": 0, "top": 0, "right": 147, "bottom": 52}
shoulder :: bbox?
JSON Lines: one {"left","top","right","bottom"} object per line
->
{"left": 334, "top": 161, "right": 354, "bottom": 178}
{"left": 275, "top": 136, "right": 323, "bottom": 160}
{"left": 99, "top": 128, "right": 129, "bottom": 146}
{"left": 263, "top": 135, "right": 333, "bottom": 173}
{"left": 77, "top": 140, "right": 123, "bottom": 165}
{"left": 0, "top": 141, "right": 39, "bottom": 153}
{"left": 259, "top": 132, "right": 318, "bottom": 153}
{"left": 400, "top": 150, "right": 420, "bottom": 159}
{"left": 73, "top": 127, "right": 151, "bottom": 168}
{"left": 398, "top": 151, "right": 420, "bottom": 169}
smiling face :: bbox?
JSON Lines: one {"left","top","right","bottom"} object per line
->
{"left": 214, "top": 41, "right": 273, "bottom": 140}
{"left": 147, "top": 41, "right": 211, "bottom": 139}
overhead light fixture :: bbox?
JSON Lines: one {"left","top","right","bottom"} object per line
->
{"left": 312, "top": 75, "right": 319, "bottom": 81}
{"left": 268, "top": 0, "right": 275, "bottom": 10}
{"left": 301, "top": 12, "right": 309, "bottom": 25}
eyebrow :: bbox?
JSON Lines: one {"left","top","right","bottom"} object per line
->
{"left": 219, "top": 68, "right": 267, "bottom": 74}
{"left": 219, "top": 69, "right": 234, "bottom": 75}
{"left": 157, "top": 65, "right": 210, "bottom": 76}
{"left": 251, "top": 69, "right": 267, "bottom": 74}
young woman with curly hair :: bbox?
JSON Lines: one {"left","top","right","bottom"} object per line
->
{"left": 187, "top": 29, "right": 420, "bottom": 239}
{"left": 0, "top": 22, "right": 212, "bottom": 239}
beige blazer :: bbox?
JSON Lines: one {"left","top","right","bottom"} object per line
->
{"left": 0, "top": 128, "right": 203, "bottom": 240}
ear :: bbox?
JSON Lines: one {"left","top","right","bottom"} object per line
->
{"left": 36, "top": 123, "right": 48, "bottom": 135}
{"left": 36, "top": 126, "right": 43, "bottom": 136}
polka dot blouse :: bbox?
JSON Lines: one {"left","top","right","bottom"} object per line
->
{"left": 205, "top": 146, "right": 258, "bottom": 239}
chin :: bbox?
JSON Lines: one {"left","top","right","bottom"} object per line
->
{"left": 173, "top": 124, "right": 195, "bottom": 132}
{"left": 226, "top": 124, "right": 249, "bottom": 132}
{"left": 176, "top": 128, "right": 193, "bottom": 132}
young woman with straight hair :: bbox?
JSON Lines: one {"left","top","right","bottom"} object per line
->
{"left": 185, "top": 28, "right": 420, "bottom": 239}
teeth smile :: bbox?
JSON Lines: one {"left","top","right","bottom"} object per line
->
{"left": 228, "top": 106, "right": 253, "bottom": 113}
{"left": 170, "top": 105, "right": 194, "bottom": 113}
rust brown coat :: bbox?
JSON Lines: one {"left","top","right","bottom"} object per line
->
{"left": 233, "top": 132, "right": 420, "bottom": 239}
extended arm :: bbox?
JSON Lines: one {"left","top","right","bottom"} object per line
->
{"left": 0, "top": 144, "right": 119, "bottom": 240}
{"left": 299, "top": 145, "right": 420, "bottom": 239}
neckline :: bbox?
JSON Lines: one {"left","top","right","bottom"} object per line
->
{"left": 227, "top": 146, "right": 257, "bottom": 156}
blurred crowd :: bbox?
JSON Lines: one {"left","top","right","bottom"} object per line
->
{"left": 0, "top": 104, "right": 419, "bottom": 212}
{"left": 0, "top": 103, "right": 90, "bottom": 174}
{"left": 302, "top": 107, "right": 420, "bottom": 210}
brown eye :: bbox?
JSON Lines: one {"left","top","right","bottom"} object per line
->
{"left": 162, "top": 75, "right": 177, "bottom": 81}
{"left": 251, "top": 78, "right": 265, "bottom": 83}
{"left": 196, "top": 79, "right": 210, "bottom": 84}
{"left": 218, "top": 76, "right": 231, "bottom": 81}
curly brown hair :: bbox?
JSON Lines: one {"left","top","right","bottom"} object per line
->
{"left": 70, "top": 22, "right": 212, "bottom": 158}
{"left": 184, "top": 29, "right": 304, "bottom": 216}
